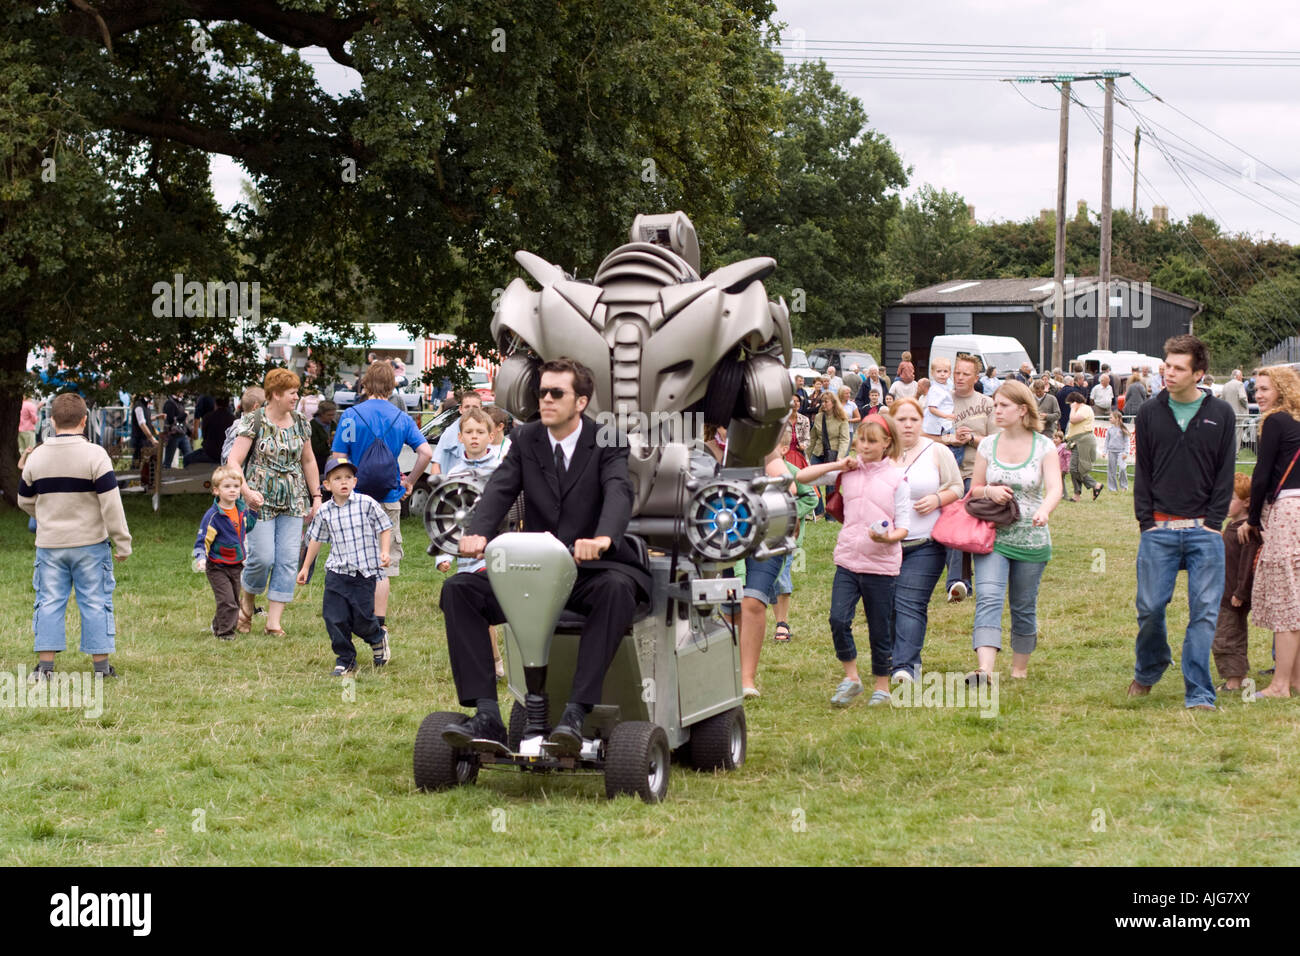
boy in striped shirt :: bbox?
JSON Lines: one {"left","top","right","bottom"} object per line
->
{"left": 17, "top": 393, "right": 131, "bottom": 681}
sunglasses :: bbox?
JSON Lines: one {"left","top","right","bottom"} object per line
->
{"left": 537, "top": 387, "right": 571, "bottom": 400}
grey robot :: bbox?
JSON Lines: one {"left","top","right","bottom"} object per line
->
{"left": 416, "top": 212, "right": 798, "bottom": 802}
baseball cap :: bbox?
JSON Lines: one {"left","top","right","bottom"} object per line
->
{"left": 322, "top": 454, "right": 356, "bottom": 478}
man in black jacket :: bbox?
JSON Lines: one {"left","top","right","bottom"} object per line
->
{"left": 439, "top": 357, "right": 647, "bottom": 752}
{"left": 1130, "top": 335, "right": 1235, "bottom": 710}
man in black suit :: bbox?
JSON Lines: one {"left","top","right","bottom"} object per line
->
{"left": 439, "top": 357, "right": 648, "bottom": 753}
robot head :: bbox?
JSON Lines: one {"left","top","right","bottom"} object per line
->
{"left": 629, "top": 211, "right": 700, "bottom": 275}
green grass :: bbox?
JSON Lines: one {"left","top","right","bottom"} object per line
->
{"left": 2, "top": 489, "right": 1298, "bottom": 866}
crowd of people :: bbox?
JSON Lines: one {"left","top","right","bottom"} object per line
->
{"left": 13, "top": 340, "right": 1300, "bottom": 722}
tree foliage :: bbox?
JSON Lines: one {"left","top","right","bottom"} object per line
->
{"left": 718, "top": 59, "right": 907, "bottom": 342}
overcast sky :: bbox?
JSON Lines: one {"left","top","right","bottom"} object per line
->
{"left": 775, "top": 0, "right": 1300, "bottom": 243}
{"left": 211, "top": 0, "right": 1300, "bottom": 246}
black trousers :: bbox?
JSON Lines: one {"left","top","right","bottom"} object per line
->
{"left": 440, "top": 568, "right": 637, "bottom": 707}
{"left": 323, "top": 570, "right": 382, "bottom": 667}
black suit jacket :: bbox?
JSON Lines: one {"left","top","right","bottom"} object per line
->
{"left": 466, "top": 416, "right": 649, "bottom": 598}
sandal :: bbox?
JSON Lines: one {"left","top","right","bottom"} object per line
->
{"left": 236, "top": 608, "right": 252, "bottom": 634}
{"left": 774, "top": 621, "right": 792, "bottom": 643}
{"left": 264, "top": 626, "right": 288, "bottom": 637}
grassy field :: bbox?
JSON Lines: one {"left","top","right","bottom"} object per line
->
{"left": 2, "top": 483, "right": 1298, "bottom": 867}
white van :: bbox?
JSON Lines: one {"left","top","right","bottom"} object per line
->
{"left": 928, "top": 335, "right": 1033, "bottom": 379}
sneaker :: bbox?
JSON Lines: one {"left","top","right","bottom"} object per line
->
{"left": 332, "top": 663, "right": 357, "bottom": 677}
{"left": 93, "top": 664, "right": 118, "bottom": 679}
{"left": 371, "top": 627, "right": 391, "bottom": 668}
{"left": 742, "top": 686, "right": 761, "bottom": 699}
{"left": 494, "top": 657, "right": 505, "bottom": 680}
{"left": 891, "top": 669, "right": 914, "bottom": 683}
{"left": 830, "top": 679, "right": 864, "bottom": 707}
{"left": 948, "top": 582, "right": 968, "bottom": 603}
{"left": 868, "top": 689, "right": 892, "bottom": 706}
{"left": 215, "top": 632, "right": 236, "bottom": 641}
{"left": 28, "top": 665, "right": 53, "bottom": 684}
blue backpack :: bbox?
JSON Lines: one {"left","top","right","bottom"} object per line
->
{"left": 353, "top": 409, "right": 401, "bottom": 501}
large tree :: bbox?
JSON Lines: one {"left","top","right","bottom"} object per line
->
{"left": 2, "top": 0, "right": 783, "bottom": 506}
{"left": 718, "top": 59, "right": 906, "bottom": 341}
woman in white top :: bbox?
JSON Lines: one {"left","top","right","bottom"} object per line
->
{"left": 889, "top": 398, "right": 965, "bottom": 681}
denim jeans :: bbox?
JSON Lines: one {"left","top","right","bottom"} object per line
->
{"left": 828, "top": 566, "right": 896, "bottom": 675}
{"left": 971, "top": 549, "right": 1046, "bottom": 653}
{"left": 776, "top": 551, "right": 794, "bottom": 596}
{"left": 890, "top": 538, "right": 948, "bottom": 679}
{"left": 164, "top": 431, "right": 193, "bottom": 468}
{"left": 1135, "top": 527, "right": 1223, "bottom": 708}
{"left": 743, "top": 553, "right": 784, "bottom": 605}
{"left": 242, "top": 511, "right": 304, "bottom": 603}
{"left": 945, "top": 476, "right": 973, "bottom": 592}
{"left": 33, "top": 540, "right": 116, "bottom": 654}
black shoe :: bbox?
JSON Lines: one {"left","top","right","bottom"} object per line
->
{"left": 548, "top": 704, "right": 588, "bottom": 755}
{"left": 95, "top": 664, "right": 118, "bottom": 679}
{"left": 441, "top": 710, "right": 507, "bottom": 749}
{"left": 1092, "top": 486, "right": 1103, "bottom": 500}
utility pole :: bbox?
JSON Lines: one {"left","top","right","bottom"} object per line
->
{"left": 1132, "top": 125, "right": 1140, "bottom": 218}
{"left": 1006, "top": 73, "right": 1129, "bottom": 370}
{"left": 1099, "top": 77, "right": 1114, "bottom": 351}
{"left": 1053, "top": 81, "right": 1070, "bottom": 371}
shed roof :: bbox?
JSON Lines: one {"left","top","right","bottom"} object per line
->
{"left": 892, "top": 277, "right": 1200, "bottom": 311}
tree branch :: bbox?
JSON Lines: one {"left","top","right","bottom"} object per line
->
{"left": 61, "top": 0, "right": 371, "bottom": 68}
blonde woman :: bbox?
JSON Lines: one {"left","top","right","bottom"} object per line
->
{"left": 968, "top": 381, "right": 1063, "bottom": 683}
{"left": 889, "top": 398, "right": 964, "bottom": 681}
{"left": 809, "top": 389, "right": 851, "bottom": 464}
{"left": 1239, "top": 365, "right": 1300, "bottom": 697}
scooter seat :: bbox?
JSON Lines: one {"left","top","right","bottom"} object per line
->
{"left": 555, "top": 601, "right": 654, "bottom": 632}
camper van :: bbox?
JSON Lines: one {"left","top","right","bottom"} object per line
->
{"left": 1071, "top": 350, "right": 1164, "bottom": 378}
{"left": 927, "top": 335, "right": 1033, "bottom": 380}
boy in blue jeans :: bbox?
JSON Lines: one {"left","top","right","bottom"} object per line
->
{"left": 18, "top": 393, "right": 132, "bottom": 680}
{"left": 298, "top": 454, "right": 393, "bottom": 676}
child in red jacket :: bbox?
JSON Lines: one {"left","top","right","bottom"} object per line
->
{"left": 194, "top": 465, "right": 256, "bottom": 640}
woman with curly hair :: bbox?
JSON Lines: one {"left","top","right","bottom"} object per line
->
{"left": 1238, "top": 364, "right": 1300, "bottom": 697}
{"left": 227, "top": 368, "right": 321, "bottom": 636}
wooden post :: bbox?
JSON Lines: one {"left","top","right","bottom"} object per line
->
{"left": 1051, "top": 81, "right": 1070, "bottom": 372}
{"left": 1132, "top": 125, "right": 1140, "bottom": 218}
{"left": 1099, "top": 77, "right": 1114, "bottom": 351}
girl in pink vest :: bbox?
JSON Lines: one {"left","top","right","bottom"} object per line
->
{"left": 797, "top": 415, "right": 909, "bottom": 707}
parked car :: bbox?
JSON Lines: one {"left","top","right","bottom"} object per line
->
{"left": 328, "top": 380, "right": 425, "bottom": 412}
{"left": 806, "top": 348, "right": 880, "bottom": 378}
{"left": 787, "top": 347, "right": 819, "bottom": 386}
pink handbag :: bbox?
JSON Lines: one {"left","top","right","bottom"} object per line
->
{"left": 931, "top": 493, "right": 997, "bottom": 554}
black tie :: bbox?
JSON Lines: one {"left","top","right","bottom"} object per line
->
{"left": 554, "top": 443, "right": 566, "bottom": 480}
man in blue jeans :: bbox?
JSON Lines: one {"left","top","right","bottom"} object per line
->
{"left": 1130, "top": 335, "right": 1236, "bottom": 710}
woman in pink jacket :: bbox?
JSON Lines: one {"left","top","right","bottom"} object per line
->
{"left": 797, "top": 414, "right": 909, "bottom": 707}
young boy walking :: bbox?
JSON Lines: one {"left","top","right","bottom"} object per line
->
{"left": 18, "top": 393, "right": 132, "bottom": 680}
{"left": 193, "top": 464, "right": 256, "bottom": 640}
{"left": 298, "top": 454, "right": 393, "bottom": 676}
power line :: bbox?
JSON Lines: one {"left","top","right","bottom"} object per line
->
{"left": 1071, "top": 89, "right": 1299, "bottom": 345}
